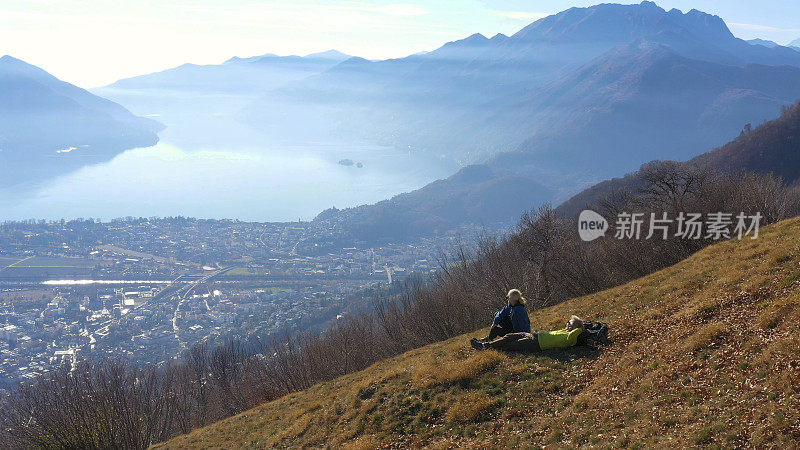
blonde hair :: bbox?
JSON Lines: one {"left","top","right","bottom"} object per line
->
{"left": 507, "top": 289, "right": 527, "bottom": 305}
{"left": 569, "top": 315, "right": 584, "bottom": 329}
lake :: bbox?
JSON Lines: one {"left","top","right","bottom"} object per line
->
{"left": 0, "top": 89, "right": 455, "bottom": 222}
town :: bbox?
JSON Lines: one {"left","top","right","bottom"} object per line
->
{"left": 0, "top": 217, "right": 498, "bottom": 387}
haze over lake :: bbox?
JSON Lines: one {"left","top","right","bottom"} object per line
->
{"left": 0, "top": 88, "right": 455, "bottom": 222}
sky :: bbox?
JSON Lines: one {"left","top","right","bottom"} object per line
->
{"left": 1, "top": 0, "right": 799, "bottom": 88}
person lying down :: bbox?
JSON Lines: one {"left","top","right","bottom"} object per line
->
{"left": 471, "top": 314, "right": 586, "bottom": 352}
{"left": 469, "top": 289, "right": 589, "bottom": 352}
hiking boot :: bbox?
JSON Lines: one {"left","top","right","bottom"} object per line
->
{"left": 470, "top": 337, "right": 485, "bottom": 350}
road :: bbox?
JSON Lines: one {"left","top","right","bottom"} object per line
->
{"left": 0, "top": 255, "right": 34, "bottom": 271}
{"left": 171, "top": 266, "right": 238, "bottom": 349}
{"left": 82, "top": 264, "right": 239, "bottom": 353}
{"left": 84, "top": 274, "right": 186, "bottom": 348}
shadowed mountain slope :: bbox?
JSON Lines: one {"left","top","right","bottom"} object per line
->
{"left": 557, "top": 100, "right": 800, "bottom": 219}
{"left": 308, "top": 91, "right": 800, "bottom": 248}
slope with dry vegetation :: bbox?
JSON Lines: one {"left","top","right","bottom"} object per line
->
{"left": 156, "top": 217, "right": 800, "bottom": 448}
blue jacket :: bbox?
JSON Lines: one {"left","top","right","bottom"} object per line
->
{"left": 493, "top": 303, "right": 531, "bottom": 333}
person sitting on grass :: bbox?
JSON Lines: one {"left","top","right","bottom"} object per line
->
{"left": 477, "top": 289, "right": 531, "bottom": 342}
{"left": 471, "top": 315, "right": 586, "bottom": 352}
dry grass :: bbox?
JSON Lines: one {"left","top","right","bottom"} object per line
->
{"left": 340, "top": 434, "right": 382, "bottom": 450}
{"left": 758, "top": 301, "right": 795, "bottom": 329}
{"left": 445, "top": 392, "right": 500, "bottom": 423}
{"left": 154, "top": 218, "right": 800, "bottom": 449}
{"left": 414, "top": 349, "right": 504, "bottom": 388}
{"left": 684, "top": 322, "right": 728, "bottom": 352}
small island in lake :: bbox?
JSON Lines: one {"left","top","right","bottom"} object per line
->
{"left": 338, "top": 159, "right": 363, "bottom": 168}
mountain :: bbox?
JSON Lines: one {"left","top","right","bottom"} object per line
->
{"left": 0, "top": 55, "right": 161, "bottom": 187}
{"left": 790, "top": 38, "right": 800, "bottom": 48}
{"left": 747, "top": 38, "right": 779, "bottom": 48}
{"left": 156, "top": 217, "right": 800, "bottom": 448}
{"left": 242, "top": 1, "right": 800, "bottom": 164}
{"left": 308, "top": 74, "right": 800, "bottom": 248}
{"left": 107, "top": 50, "right": 351, "bottom": 94}
{"left": 269, "top": 2, "right": 800, "bottom": 245}
{"left": 490, "top": 42, "right": 800, "bottom": 175}
{"left": 557, "top": 100, "right": 800, "bottom": 218}
{"left": 305, "top": 165, "right": 554, "bottom": 250}
{"left": 692, "top": 101, "right": 800, "bottom": 181}
{"left": 305, "top": 50, "right": 351, "bottom": 60}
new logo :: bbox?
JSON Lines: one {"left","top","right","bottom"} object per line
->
{"left": 578, "top": 210, "right": 608, "bottom": 241}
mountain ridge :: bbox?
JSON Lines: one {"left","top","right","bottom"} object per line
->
{"left": 106, "top": 50, "right": 352, "bottom": 93}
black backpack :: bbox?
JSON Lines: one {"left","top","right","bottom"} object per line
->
{"left": 579, "top": 320, "right": 610, "bottom": 346}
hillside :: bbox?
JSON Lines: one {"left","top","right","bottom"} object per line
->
{"left": 0, "top": 55, "right": 161, "bottom": 187}
{"left": 692, "top": 101, "right": 800, "bottom": 182}
{"left": 156, "top": 218, "right": 800, "bottom": 448}
{"left": 304, "top": 165, "right": 554, "bottom": 250}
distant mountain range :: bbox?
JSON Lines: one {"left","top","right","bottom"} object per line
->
{"left": 748, "top": 38, "right": 800, "bottom": 50}
{"left": 97, "top": 1, "right": 800, "bottom": 194}
{"left": 286, "top": 1, "right": 800, "bottom": 246}
{"left": 0, "top": 55, "right": 161, "bottom": 188}
{"left": 242, "top": 1, "right": 800, "bottom": 167}
{"left": 108, "top": 50, "right": 351, "bottom": 94}
{"left": 747, "top": 38, "right": 780, "bottom": 48}
{"left": 307, "top": 99, "right": 800, "bottom": 250}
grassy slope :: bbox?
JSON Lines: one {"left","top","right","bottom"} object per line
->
{"left": 156, "top": 219, "right": 800, "bottom": 449}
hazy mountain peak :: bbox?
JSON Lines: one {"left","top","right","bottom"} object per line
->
{"left": 0, "top": 54, "right": 59, "bottom": 83}
{"left": 681, "top": 8, "right": 733, "bottom": 40}
{"left": 224, "top": 53, "right": 279, "bottom": 64}
{"left": 224, "top": 50, "right": 350, "bottom": 65}
{"left": 464, "top": 32, "right": 488, "bottom": 41}
{"left": 430, "top": 32, "right": 494, "bottom": 58}
{"left": 339, "top": 56, "right": 370, "bottom": 65}
{"left": 305, "top": 49, "right": 351, "bottom": 61}
{"left": 513, "top": 1, "right": 733, "bottom": 45}
{"left": 1, "top": 54, "right": 35, "bottom": 68}
{"left": 637, "top": 0, "right": 662, "bottom": 11}
{"left": 439, "top": 33, "right": 489, "bottom": 49}
{"left": 790, "top": 38, "right": 800, "bottom": 48}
